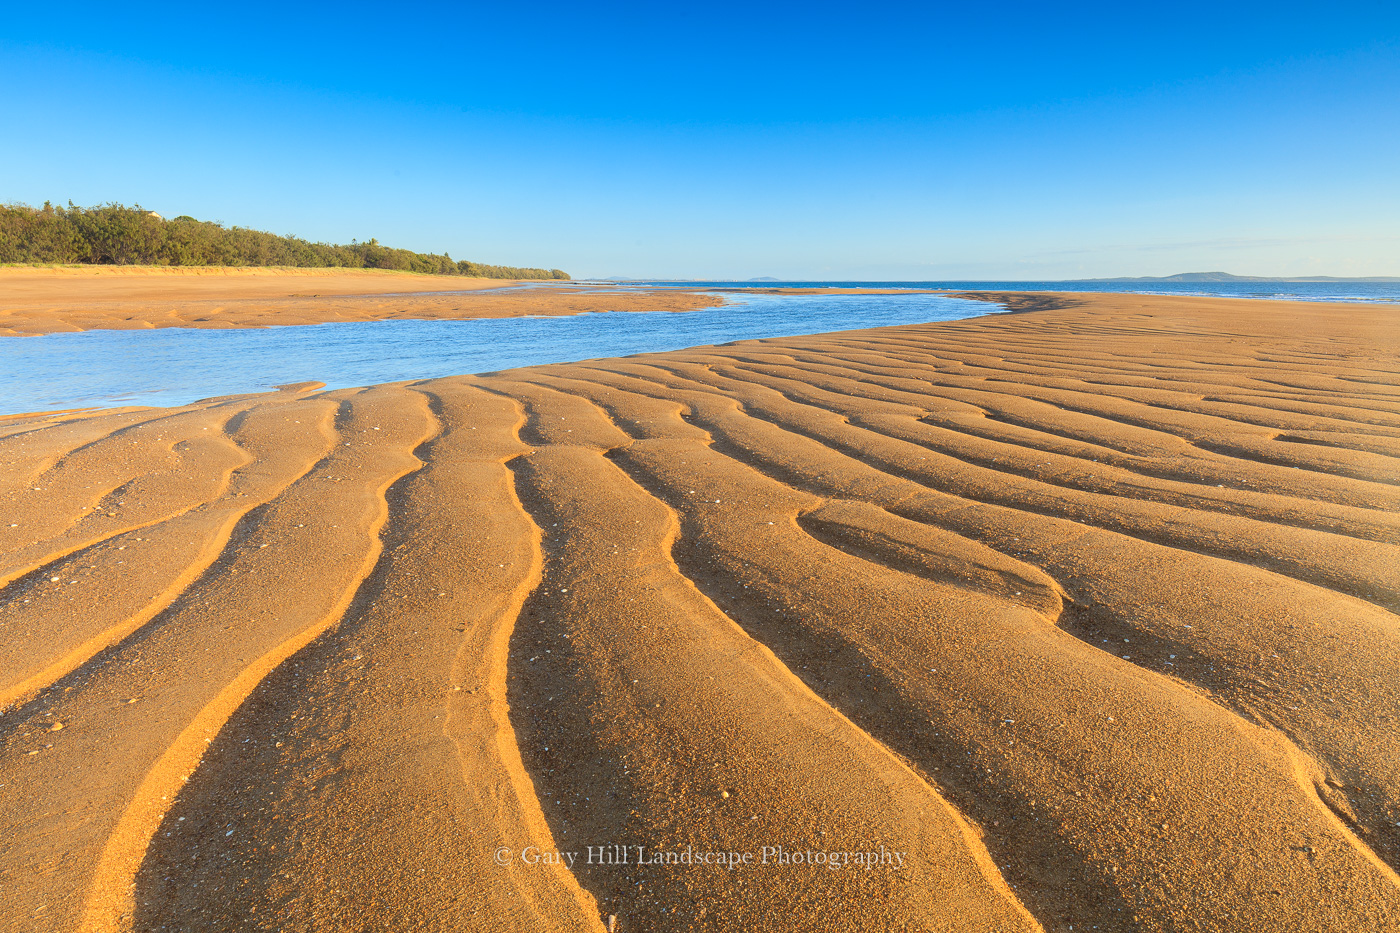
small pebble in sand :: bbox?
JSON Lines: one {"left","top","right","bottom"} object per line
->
{"left": 49, "top": 722, "right": 64, "bottom": 732}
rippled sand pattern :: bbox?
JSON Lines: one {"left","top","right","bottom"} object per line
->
{"left": 1, "top": 293, "right": 1398, "bottom": 932}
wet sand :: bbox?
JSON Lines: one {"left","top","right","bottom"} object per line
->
{"left": 0, "top": 267, "right": 721, "bottom": 335}
{"left": 1, "top": 293, "right": 1398, "bottom": 932}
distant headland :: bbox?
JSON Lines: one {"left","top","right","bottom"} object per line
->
{"left": 1087, "top": 271, "right": 1400, "bottom": 283}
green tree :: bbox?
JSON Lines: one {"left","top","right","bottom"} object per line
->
{"left": 0, "top": 201, "right": 570, "bottom": 280}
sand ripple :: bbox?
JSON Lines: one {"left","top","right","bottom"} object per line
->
{"left": 1, "top": 293, "right": 1398, "bottom": 932}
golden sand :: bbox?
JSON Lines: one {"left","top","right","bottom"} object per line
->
{"left": 0, "top": 292, "right": 1398, "bottom": 932}
{"left": 0, "top": 266, "right": 721, "bottom": 335}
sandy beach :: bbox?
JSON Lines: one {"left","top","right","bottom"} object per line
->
{"left": 1, "top": 292, "right": 1398, "bottom": 932}
{"left": 0, "top": 267, "right": 722, "bottom": 336}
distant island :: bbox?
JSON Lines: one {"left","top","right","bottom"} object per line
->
{"left": 1087, "top": 271, "right": 1400, "bottom": 283}
{"left": 0, "top": 201, "right": 569, "bottom": 280}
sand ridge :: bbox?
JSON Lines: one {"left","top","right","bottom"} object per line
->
{"left": 1, "top": 293, "right": 1398, "bottom": 931}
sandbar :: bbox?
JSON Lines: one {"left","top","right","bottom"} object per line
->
{"left": 0, "top": 266, "right": 721, "bottom": 335}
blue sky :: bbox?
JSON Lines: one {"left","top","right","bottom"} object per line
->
{"left": 2, "top": 1, "right": 1397, "bottom": 279}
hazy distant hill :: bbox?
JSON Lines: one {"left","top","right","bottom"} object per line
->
{"left": 1090, "top": 271, "right": 1400, "bottom": 283}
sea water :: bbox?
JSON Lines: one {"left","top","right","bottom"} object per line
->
{"left": 627, "top": 280, "right": 1400, "bottom": 303}
{"left": 0, "top": 292, "right": 999, "bottom": 415}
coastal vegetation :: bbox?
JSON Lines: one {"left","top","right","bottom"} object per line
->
{"left": 0, "top": 201, "right": 569, "bottom": 279}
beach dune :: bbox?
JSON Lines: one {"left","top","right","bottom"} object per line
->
{"left": 0, "top": 293, "right": 1398, "bottom": 932}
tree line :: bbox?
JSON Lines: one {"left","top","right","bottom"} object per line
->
{"left": 0, "top": 201, "right": 570, "bottom": 280}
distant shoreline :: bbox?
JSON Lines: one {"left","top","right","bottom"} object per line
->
{"left": 0, "top": 266, "right": 719, "bottom": 337}
{"left": 599, "top": 272, "right": 1400, "bottom": 284}
{"left": 593, "top": 278, "right": 1400, "bottom": 306}
{"left": 4, "top": 267, "right": 1398, "bottom": 338}
{"left": 1083, "top": 272, "right": 1400, "bottom": 283}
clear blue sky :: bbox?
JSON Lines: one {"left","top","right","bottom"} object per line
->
{"left": 3, "top": 1, "right": 1397, "bottom": 279}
